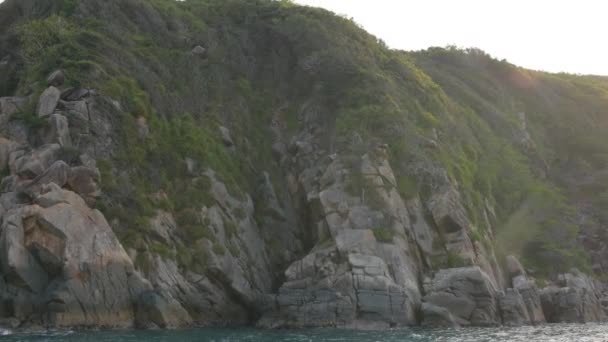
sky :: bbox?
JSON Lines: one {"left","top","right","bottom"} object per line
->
{"left": 294, "top": 0, "right": 608, "bottom": 76}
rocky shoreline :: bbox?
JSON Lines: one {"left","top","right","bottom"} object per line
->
{"left": 0, "top": 69, "right": 606, "bottom": 332}
{"left": 1, "top": 0, "right": 608, "bottom": 333}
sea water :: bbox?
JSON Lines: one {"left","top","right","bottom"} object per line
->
{"left": 1, "top": 324, "right": 608, "bottom": 341}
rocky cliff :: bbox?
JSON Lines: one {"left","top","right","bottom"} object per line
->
{"left": 1, "top": 0, "right": 608, "bottom": 330}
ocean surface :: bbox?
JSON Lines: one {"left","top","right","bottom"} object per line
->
{"left": 2, "top": 324, "right": 608, "bottom": 341}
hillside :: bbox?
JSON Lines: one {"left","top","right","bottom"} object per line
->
{"left": 1, "top": 0, "right": 608, "bottom": 329}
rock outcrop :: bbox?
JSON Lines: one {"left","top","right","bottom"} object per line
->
{"left": 2, "top": 0, "right": 608, "bottom": 332}
{"left": 499, "top": 288, "right": 531, "bottom": 326}
{"left": 501, "top": 255, "right": 545, "bottom": 325}
{"left": 540, "top": 270, "right": 606, "bottom": 323}
{"left": 259, "top": 150, "right": 423, "bottom": 329}
{"left": 36, "top": 87, "right": 61, "bottom": 118}
{"left": 0, "top": 72, "right": 182, "bottom": 329}
{"left": 421, "top": 267, "right": 500, "bottom": 327}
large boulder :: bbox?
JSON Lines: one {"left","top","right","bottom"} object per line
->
{"left": 261, "top": 246, "right": 420, "bottom": 329}
{"left": 46, "top": 70, "right": 65, "bottom": 87}
{"left": 540, "top": 270, "right": 605, "bottom": 323}
{"left": 0, "top": 97, "right": 28, "bottom": 129}
{"left": 37, "top": 87, "right": 61, "bottom": 118}
{"left": 10, "top": 144, "right": 62, "bottom": 179}
{"left": 0, "top": 209, "right": 49, "bottom": 293}
{"left": 506, "top": 255, "right": 526, "bottom": 279}
{"left": 513, "top": 277, "right": 546, "bottom": 324}
{"left": 20, "top": 160, "right": 70, "bottom": 198}
{"left": 0, "top": 137, "right": 19, "bottom": 172}
{"left": 258, "top": 246, "right": 356, "bottom": 328}
{"left": 66, "top": 166, "right": 101, "bottom": 205}
{"left": 499, "top": 288, "right": 531, "bottom": 326}
{"left": 349, "top": 253, "right": 418, "bottom": 327}
{"left": 41, "top": 114, "right": 71, "bottom": 147}
{"left": 0, "top": 183, "right": 151, "bottom": 327}
{"left": 422, "top": 267, "right": 500, "bottom": 326}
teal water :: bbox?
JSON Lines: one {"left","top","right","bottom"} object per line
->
{"left": 2, "top": 324, "right": 608, "bottom": 341}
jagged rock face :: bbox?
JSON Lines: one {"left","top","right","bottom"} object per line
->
{"left": 502, "top": 255, "right": 546, "bottom": 325}
{"left": 259, "top": 151, "right": 423, "bottom": 329}
{"left": 514, "top": 277, "right": 546, "bottom": 325}
{"left": 2, "top": 0, "right": 608, "bottom": 331}
{"left": 0, "top": 183, "right": 146, "bottom": 327}
{"left": 131, "top": 172, "right": 279, "bottom": 326}
{"left": 135, "top": 291, "right": 192, "bottom": 329}
{"left": 422, "top": 267, "right": 500, "bottom": 327}
{"left": 540, "top": 271, "right": 606, "bottom": 323}
{"left": 499, "top": 288, "right": 531, "bottom": 326}
{"left": 37, "top": 87, "right": 61, "bottom": 118}
{"left": 0, "top": 97, "right": 27, "bottom": 129}
{"left": 0, "top": 79, "right": 181, "bottom": 329}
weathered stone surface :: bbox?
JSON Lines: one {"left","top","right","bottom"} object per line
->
{"left": 66, "top": 96, "right": 116, "bottom": 160}
{"left": 428, "top": 187, "right": 470, "bottom": 234}
{"left": 66, "top": 166, "right": 101, "bottom": 205}
{"left": 41, "top": 220, "right": 135, "bottom": 323}
{"left": 406, "top": 197, "right": 435, "bottom": 257}
{"left": 350, "top": 253, "right": 418, "bottom": 327}
{"left": 0, "top": 184, "right": 151, "bottom": 327}
{"left": 335, "top": 229, "right": 375, "bottom": 254}
{"left": 506, "top": 255, "right": 526, "bottom": 279}
{"left": 540, "top": 270, "right": 606, "bottom": 323}
{"left": 5, "top": 121, "right": 29, "bottom": 145}
{"left": 41, "top": 114, "right": 71, "bottom": 147}
{"left": 499, "top": 288, "right": 531, "bottom": 326}
{"left": 59, "top": 99, "right": 88, "bottom": 116}
{"left": 37, "top": 87, "right": 61, "bottom": 118}
{"left": 0, "top": 137, "right": 19, "bottom": 172}
{"left": 421, "top": 302, "right": 464, "bottom": 327}
{"left": 20, "top": 160, "right": 70, "bottom": 198}
{"left": 422, "top": 267, "right": 500, "bottom": 326}
{"left": 0, "top": 97, "right": 28, "bottom": 128}
{"left": 0, "top": 209, "right": 49, "bottom": 293}
{"left": 148, "top": 210, "right": 175, "bottom": 244}
{"left": 427, "top": 187, "right": 476, "bottom": 263}
{"left": 46, "top": 70, "right": 64, "bottom": 87}
{"left": 260, "top": 151, "right": 423, "bottom": 329}
{"left": 253, "top": 171, "right": 301, "bottom": 272}
{"left": 219, "top": 126, "right": 234, "bottom": 147}
{"left": 191, "top": 45, "right": 207, "bottom": 56}
{"left": 540, "top": 287, "right": 585, "bottom": 323}
{"left": 61, "top": 88, "right": 91, "bottom": 101}
{"left": 11, "top": 144, "right": 62, "bottom": 179}
{"left": 135, "top": 291, "right": 192, "bottom": 328}
{"left": 513, "top": 277, "right": 546, "bottom": 324}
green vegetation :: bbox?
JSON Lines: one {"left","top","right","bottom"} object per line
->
{"left": 212, "top": 243, "right": 226, "bottom": 256}
{"left": 396, "top": 175, "right": 418, "bottom": 200}
{"left": 8, "top": 94, "right": 48, "bottom": 129}
{"left": 373, "top": 227, "right": 394, "bottom": 243}
{"left": 447, "top": 252, "right": 470, "bottom": 268}
{"left": 345, "top": 172, "right": 386, "bottom": 210}
{"left": 9, "top": 0, "right": 608, "bottom": 279}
